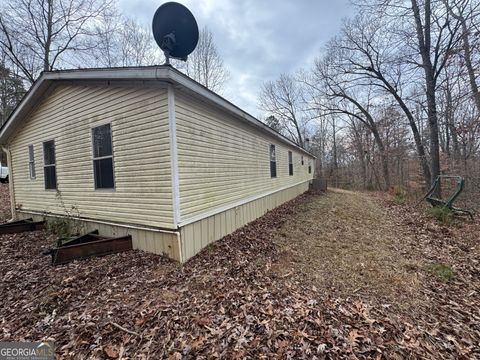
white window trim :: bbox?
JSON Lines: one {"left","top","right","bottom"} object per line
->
{"left": 91, "top": 123, "right": 116, "bottom": 191}
{"left": 42, "top": 139, "right": 57, "bottom": 191}
{"left": 270, "top": 144, "right": 277, "bottom": 178}
{"left": 28, "top": 144, "right": 35, "bottom": 179}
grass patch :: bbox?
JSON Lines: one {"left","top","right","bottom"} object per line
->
{"left": 428, "top": 206, "right": 454, "bottom": 225}
{"left": 390, "top": 186, "right": 408, "bottom": 205}
{"left": 429, "top": 263, "right": 454, "bottom": 283}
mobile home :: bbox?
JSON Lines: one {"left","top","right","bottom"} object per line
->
{"left": 0, "top": 66, "right": 314, "bottom": 262}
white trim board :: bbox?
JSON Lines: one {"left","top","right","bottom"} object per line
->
{"left": 167, "top": 84, "right": 181, "bottom": 227}
{"left": 178, "top": 180, "right": 309, "bottom": 227}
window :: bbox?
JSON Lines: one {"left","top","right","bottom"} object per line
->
{"left": 301, "top": 155, "right": 304, "bottom": 165}
{"left": 308, "top": 161, "right": 312, "bottom": 174}
{"left": 92, "top": 123, "right": 115, "bottom": 189}
{"left": 269, "top": 144, "right": 276, "bottom": 178}
{"left": 288, "top": 151, "right": 293, "bottom": 176}
{"left": 28, "top": 145, "right": 35, "bottom": 179}
{"left": 43, "top": 140, "right": 57, "bottom": 190}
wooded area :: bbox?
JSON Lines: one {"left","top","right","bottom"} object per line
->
{"left": 0, "top": 0, "right": 228, "bottom": 129}
{"left": 2, "top": 0, "right": 478, "bottom": 205}
{"left": 259, "top": 0, "right": 480, "bottom": 207}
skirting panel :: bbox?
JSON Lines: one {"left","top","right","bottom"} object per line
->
{"left": 16, "top": 180, "right": 309, "bottom": 263}
{"left": 179, "top": 181, "right": 309, "bottom": 262}
{"left": 16, "top": 212, "right": 181, "bottom": 261}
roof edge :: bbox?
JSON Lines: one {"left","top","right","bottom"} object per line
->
{"left": 0, "top": 66, "right": 315, "bottom": 158}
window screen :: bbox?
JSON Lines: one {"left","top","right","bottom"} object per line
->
{"left": 43, "top": 140, "right": 56, "bottom": 189}
{"left": 28, "top": 145, "right": 35, "bottom": 179}
{"left": 288, "top": 151, "right": 293, "bottom": 176}
{"left": 270, "top": 144, "right": 276, "bottom": 178}
{"left": 92, "top": 124, "right": 115, "bottom": 189}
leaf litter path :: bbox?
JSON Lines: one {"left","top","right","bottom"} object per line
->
{"left": 273, "top": 188, "right": 424, "bottom": 305}
{"left": 0, "top": 184, "right": 479, "bottom": 359}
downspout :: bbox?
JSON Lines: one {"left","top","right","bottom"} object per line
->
{"left": 2, "top": 146, "right": 16, "bottom": 220}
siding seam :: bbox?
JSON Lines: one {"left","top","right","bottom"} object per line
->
{"left": 178, "top": 180, "right": 310, "bottom": 227}
{"left": 168, "top": 84, "right": 181, "bottom": 227}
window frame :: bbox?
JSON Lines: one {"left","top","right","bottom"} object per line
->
{"left": 91, "top": 123, "right": 116, "bottom": 191}
{"left": 28, "top": 144, "right": 36, "bottom": 179}
{"left": 269, "top": 144, "right": 277, "bottom": 178}
{"left": 288, "top": 151, "right": 293, "bottom": 176}
{"left": 42, "top": 140, "right": 57, "bottom": 190}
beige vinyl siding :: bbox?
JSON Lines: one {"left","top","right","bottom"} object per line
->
{"left": 175, "top": 91, "right": 314, "bottom": 222}
{"left": 9, "top": 82, "right": 174, "bottom": 228}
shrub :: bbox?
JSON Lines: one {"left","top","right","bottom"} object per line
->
{"left": 45, "top": 217, "right": 75, "bottom": 238}
{"left": 428, "top": 206, "right": 454, "bottom": 225}
{"left": 429, "top": 263, "right": 454, "bottom": 283}
{"left": 391, "top": 186, "right": 408, "bottom": 205}
{"left": 44, "top": 190, "right": 84, "bottom": 238}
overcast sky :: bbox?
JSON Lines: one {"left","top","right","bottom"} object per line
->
{"left": 118, "top": 0, "right": 354, "bottom": 117}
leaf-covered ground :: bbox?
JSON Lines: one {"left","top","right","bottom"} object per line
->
{"left": 0, "top": 184, "right": 479, "bottom": 359}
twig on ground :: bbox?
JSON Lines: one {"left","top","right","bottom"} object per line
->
{"left": 108, "top": 322, "right": 139, "bottom": 337}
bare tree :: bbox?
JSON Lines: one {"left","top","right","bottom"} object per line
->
{"left": 325, "top": 14, "right": 432, "bottom": 185}
{"left": 305, "top": 47, "right": 392, "bottom": 189}
{"left": 92, "top": 9, "right": 162, "bottom": 68}
{"left": 443, "top": 0, "right": 480, "bottom": 113}
{"left": 181, "top": 27, "right": 229, "bottom": 92}
{"left": 0, "top": 57, "right": 25, "bottom": 126}
{"left": 0, "top": 0, "right": 112, "bottom": 83}
{"left": 259, "top": 73, "right": 310, "bottom": 147}
{"left": 409, "top": 0, "right": 462, "bottom": 186}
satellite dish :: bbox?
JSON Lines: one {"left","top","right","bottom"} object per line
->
{"left": 152, "top": 2, "right": 199, "bottom": 65}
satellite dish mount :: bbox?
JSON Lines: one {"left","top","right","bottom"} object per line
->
{"left": 152, "top": 2, "right": 199, "bottom": 65}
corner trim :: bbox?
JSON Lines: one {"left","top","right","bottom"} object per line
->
{"left": 168, "top": 84, "right": 181, "bottom": 226}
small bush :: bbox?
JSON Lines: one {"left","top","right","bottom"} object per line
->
{"left": 45, "top": 217, "right": 75, "bottom": 238}
{"left": 391, "top": 186, "right": 408, "bottom": 205}
{"left": 428, "top": 206, "right": 454, "bottom": 225}
{"left": 429, "top": 263, "right": 454, "bottom": 283}
{"left": 44, "top": 191, "right": 85, "bottom": 238}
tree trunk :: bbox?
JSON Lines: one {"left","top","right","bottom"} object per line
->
{"left": 371, "top": 127, "right": 391, "bottom": 190}
{"left": 369, "top": 67, "right": 431, "bottom": 186}
{"left": 411, "top": 0, "right": 440, "bottom": 188}
{"left": 445, "top": 0, "right": 480, "bottom": 113}
{"left": 391, "top": 90, "right": 431, "bottom": 186}
{"left": 44, "top": 0, "right": 54, "bottom": 71}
